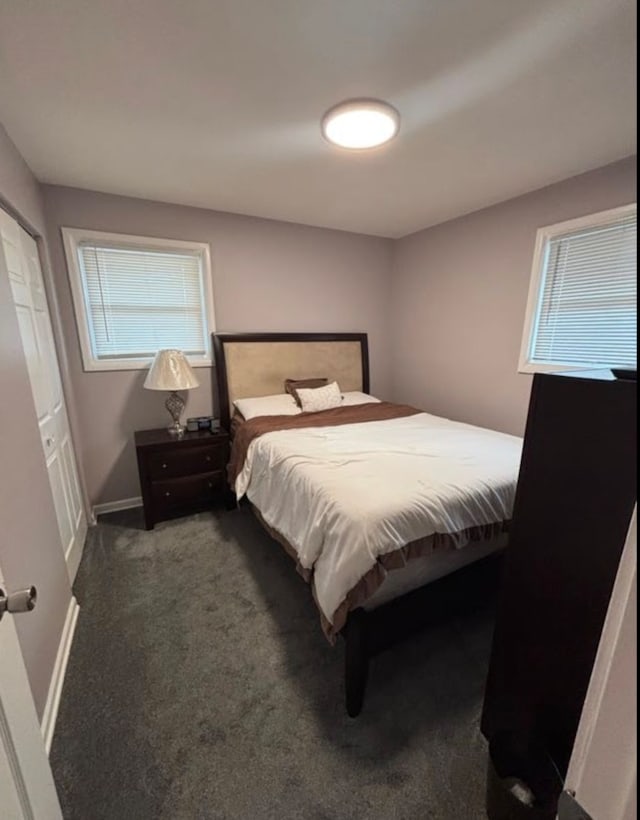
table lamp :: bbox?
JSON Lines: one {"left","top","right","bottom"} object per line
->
{"left": 144, "top": 349, "right": 200, "bottom": 435}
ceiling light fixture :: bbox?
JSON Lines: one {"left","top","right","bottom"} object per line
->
{"left": 321, "top": 99, "right": 400, "bottom": 150}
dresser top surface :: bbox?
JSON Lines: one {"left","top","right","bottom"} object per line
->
{"left": 135, "top": 427, "right": 228, "bottom": 448}
{"left": 548, "top": 368, "right": 636, "bottom": 383}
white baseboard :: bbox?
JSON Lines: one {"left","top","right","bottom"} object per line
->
{"left": 41, "top": 595, "right": 80, "bottom": 755}
{"left": 92, "top": 495, "right": 142, "bottom": 521}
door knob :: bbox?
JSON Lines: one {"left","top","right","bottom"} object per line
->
{"left": 0, "top": 586, "right": 37, "bottom": 623}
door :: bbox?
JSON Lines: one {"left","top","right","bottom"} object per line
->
{"left": 561, "top": 508, "right": 637, "bottom": 820}
{"left": 0, "top": 564, "right": 63, "bottom": 820}
{"left": 0, "top": 207, "right": 87, "bottom": 582}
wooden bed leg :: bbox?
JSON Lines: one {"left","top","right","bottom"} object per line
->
{"left": 222, "top": 482, "right": 237, "bottom": 511}
{"left": 344, "top": 608, "right": 369, "bottom": 718}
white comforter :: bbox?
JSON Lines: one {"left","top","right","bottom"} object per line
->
{"left": 236, "top": 411, "right": 522, "bottom": 628}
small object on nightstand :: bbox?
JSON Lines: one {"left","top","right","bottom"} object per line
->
{"left": 135, "top": 426, "right": 233, "bottom": 530}
{"left": 186, "top": 416, "right": 220, "bottom": 433}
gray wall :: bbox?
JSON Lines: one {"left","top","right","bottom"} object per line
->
{"left": 0, "top": 124, "right": 73, "bottom": 718}
{"left": 42, "top": 186, "right": 394, "bottom": 506}
{"left": 42, "top": 157, "right": 637, "bottom": 506}
{"left": 390, "top": 156, "right": 637, "bottom": 436}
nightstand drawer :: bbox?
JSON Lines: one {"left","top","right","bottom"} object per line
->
{"left": 152, "top": 471, "right": 223, "bottom": 511}
{"left": 135, "top": 427, "right": 232, "bottom": 529}
{"left": 148, "top": 444, "right": 227, "bottom": 480}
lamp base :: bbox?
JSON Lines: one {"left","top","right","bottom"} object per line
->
{"left": 165, "top": 391, "right": 185, "bottom": 436}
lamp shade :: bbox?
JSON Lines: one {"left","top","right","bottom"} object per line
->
{"left": 144, "top": 349, "right": 200, "bottom": 391}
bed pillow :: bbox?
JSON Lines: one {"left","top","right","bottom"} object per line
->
{"left": 233, "top": 393, "right": 301, "bottom": 420}
{"left": 284, "top": 377, "right": 328, "bottom": 406}
{"left": 340, "top": 391, "right": 381, "bottom": 406}
{"left": 296, "top": 381, "right": 343, "bottom": 413}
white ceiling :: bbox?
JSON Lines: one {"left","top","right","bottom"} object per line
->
{"left": 0, "top": 0, "right": 636, "bottom": 237}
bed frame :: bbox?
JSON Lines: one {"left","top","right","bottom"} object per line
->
{"left": 213, "top": 331, "right": 369, "bottom": 431}
{"left": 212, "top": 331, "right": 501, "bottom": 717}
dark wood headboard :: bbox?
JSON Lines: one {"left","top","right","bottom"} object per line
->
{"left": 212, "top": 332, "right": 370, "bottom": 430}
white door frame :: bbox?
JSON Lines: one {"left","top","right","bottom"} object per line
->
{"left": 563, "top": 507, "right": 637, "bottom": 820}
{"left": 0, "top": 206, "right": 88, "bottom": 582}
{"left": 0, "top": 564, "right": 63, "bottom": 820}
{"left": 0, "top": 194, "right": 92, "bottom": 538}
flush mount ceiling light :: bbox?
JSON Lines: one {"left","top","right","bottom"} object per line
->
{"left": 321, "top": 99, "right": 400, "bottom": 150}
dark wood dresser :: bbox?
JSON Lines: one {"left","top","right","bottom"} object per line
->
{"left": 135, "top": 427, "right": 230, "bottom": 530}
{"left": 481, "top": 370, "right": 636, "bottom": 792}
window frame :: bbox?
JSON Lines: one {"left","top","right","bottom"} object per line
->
{"left": 518, "top": 203, "right": 637, "bottom": 375}
{"left": 62, "top": 227, "right": 216, "bottom": 372}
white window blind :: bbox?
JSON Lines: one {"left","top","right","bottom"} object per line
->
{"left": 525, "top": 208, "right": 637, "bottom": 370}
{"left": 77, "top": 242, "right": 209, "bottom": 361}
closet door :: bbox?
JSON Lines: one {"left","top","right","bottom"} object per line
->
{"left": 0, "top": 208, "right": 86, "bottom": 582}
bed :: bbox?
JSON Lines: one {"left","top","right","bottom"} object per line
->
{"left": 213, "top": 332, "right": 523, "bottom": 716}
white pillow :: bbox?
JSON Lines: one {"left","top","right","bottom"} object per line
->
{"left": 341, "top": 391, "right": 381, "bottom": 406}
{"left": 297, "top": 381, "right": 343, "bottom": 413}
{"left": 233, "top": 393, "right": 301, "bottom": 420}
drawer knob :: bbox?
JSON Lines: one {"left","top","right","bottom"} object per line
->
{"left": 206, "top": 456, "right": 211, "bottom": 462}
{"left": 208, "top": 482, "right": 212, "bottom": 488}
{"left": 162, "top": 463, "right": 167, "bottom": 469}
{"left": 165, "top": 491, "right": 171, "bottom": 497}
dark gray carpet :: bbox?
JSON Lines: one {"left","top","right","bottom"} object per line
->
{"left": 50, "top": 506, "right": 495, "bottom": 819}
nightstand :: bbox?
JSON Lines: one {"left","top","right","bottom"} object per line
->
{"left": 135, "top": 427, "right": 231, "bottom": 530}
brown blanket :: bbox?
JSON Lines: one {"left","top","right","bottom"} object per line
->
{"left": 227, "top": 401, "right": 422, "bottom": 487}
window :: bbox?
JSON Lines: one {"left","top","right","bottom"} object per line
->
{"left": 62, "top": 228, "right": 215, "bottom": 371}
{"left": 519, "top": 204, "right": 637, "bottom": 373}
